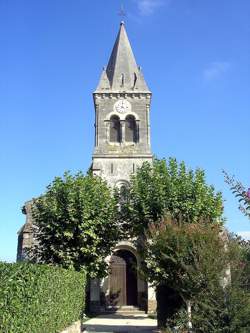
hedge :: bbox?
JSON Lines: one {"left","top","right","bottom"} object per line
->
{"left": 0, "top": 262, "right": 86, "bottom": 333}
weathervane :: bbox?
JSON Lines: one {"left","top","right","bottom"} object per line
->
{"left": 118, "top": 4, "right": 126, "bottom": 21}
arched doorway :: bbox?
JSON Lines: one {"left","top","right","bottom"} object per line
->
{"left": 109, "top": 249, "right": 138, "bottom": 306}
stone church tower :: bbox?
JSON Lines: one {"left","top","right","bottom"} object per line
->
{"left": 89, "top": 22, "right": 156, "bottom": 313}
{"left": 92, "top": 21, "right": 152, "bottom": 186}
{"left": 17, "top": 22, "right": 156, "bottom": 312}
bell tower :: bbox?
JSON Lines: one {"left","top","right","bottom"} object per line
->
{"left": 92, "top": 22, "right": 152, "bottom": 187}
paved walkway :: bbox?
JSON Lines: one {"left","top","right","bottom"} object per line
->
{"left": 82, "top": 313, "right": 158, "bottom": 333}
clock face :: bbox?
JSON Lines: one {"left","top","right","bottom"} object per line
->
{"left": 114, "top": 99, "right": 131, "bottom": 114}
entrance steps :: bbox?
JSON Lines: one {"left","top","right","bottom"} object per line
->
{"left": 105, "top": 305, "right": 145, "bottom": 315}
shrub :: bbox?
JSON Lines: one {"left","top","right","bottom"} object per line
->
{"left": 0, "top": 262, "right": 86, "bottom": 333}
{"left": 144, "top": 218, "right": 228, "bottom": 330}
{"left": 155, "top": 233, "right": 250, "bottom": 332}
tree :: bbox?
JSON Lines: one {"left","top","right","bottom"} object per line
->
{"left": 30, "top": 172, "right": 120, "bottom": 277}
{"left": 121, "top": 158, "right": 226, "bottom": 330}
{"left": 214, "top": 234, "right": 250, "bottom": 333}
{"left": 143, "top": 219, "right": 250, "bottom": 332}
{"left": 144, "top": 217, "right": 228, "bottom": 331}
{"left": 123, "top": 158, "right": 223, "bottom": 237}
{"left": 223, "top": 170, "right": 250, "bottom": 219}
{"left": 121, "top": 158, "right": 250, "bottom": 331}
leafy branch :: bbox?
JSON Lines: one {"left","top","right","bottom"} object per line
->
{"left": 223, "top": 170, "right": 250, "bottom": 219}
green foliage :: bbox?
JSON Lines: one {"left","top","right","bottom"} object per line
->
{"left": 223, "top": 170, "right": 250, "bottom": 219}
{"left": 223, "top": 287, "right": 250, "bottom": 333}
{"left": 145, "top": 218, "right": 227, "bottom": 301}
{"left": 31, "top": 172, "right": 120, "bottom": 276}
{"left": 0, "top": 262, "right": 86, "bottom": 333}
{"left": 149, "top": 227, "right": 250, "bottom": 332}
{"left": 228, "top": 234, "right": 250, "bottom": 292}
{"left": 220, "top": 236, "right": 250, "bottom": 333}
{"left": 121, "top": 157, "right": 225, "bottom": 330}
{"left": 188, "top": 236, "right": 250, "bottom": 332}
{"left": 121, "top": 158, "right": 250, "bottom": 331}
{"left": 123, "top": 158, "right": 223, "bottom": 236}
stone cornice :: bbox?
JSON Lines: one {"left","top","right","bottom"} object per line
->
{"left": 92, "top": 154, "right": 153, "bottom": 159}
{"left": 93, "top": 92, "right": 152, "bottom": 100}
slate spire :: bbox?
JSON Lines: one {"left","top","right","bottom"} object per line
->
{"left": 95, "top": 22, "right": 150, "bottom": 92}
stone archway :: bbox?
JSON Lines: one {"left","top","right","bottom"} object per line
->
{"left": 109, "top": 249, "right": 138, "bottom": 307}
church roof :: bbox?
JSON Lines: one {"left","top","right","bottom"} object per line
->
{"left": 95, "top": 22, "right": 150, "bottom": 93}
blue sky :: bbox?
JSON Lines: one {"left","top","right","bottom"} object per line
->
{"left": 0, "top": 0, "right": 249, "bottom": 262}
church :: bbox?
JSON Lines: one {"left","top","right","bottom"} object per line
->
{"left": 17, "top": 22, "right": 156, "bottom": 313}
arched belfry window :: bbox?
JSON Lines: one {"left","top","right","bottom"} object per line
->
{"left": 125, "top": 115, "right": 137, "bottom": 143}
{"left": 110, "top": 115, "right": 121, "bottom": 143}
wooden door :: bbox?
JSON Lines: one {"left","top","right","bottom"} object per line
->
{"left": 109, "top": 255, "right": 126, "bottom": 306}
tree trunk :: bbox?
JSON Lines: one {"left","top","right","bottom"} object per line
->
{"left": 187, "top": 300, "right": 192, "bottom": 332}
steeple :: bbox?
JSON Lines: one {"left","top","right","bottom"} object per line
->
{"left": 95, "top": 22, "right": 150, "bottom": 93}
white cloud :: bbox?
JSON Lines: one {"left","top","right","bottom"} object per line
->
{"left": 136, "top": 0, "right": 166, "bottom": 16}
{"left": 203, "top": 61, "right": 231, "bottom": 81}
{"left": 237, "top": 231, "right": 250, "bottom": 240}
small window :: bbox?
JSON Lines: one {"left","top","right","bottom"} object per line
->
{"left": 119, "top": 185, "right": 128, "bottom": 205}
{"left": 125, "top": 115, "right": 137, "bottom": 142}
{"left": 110, "top": 115, "right": 121, "bottom": 143}
{"left": 115, "top": 180, "right": 130, "bottom": 208}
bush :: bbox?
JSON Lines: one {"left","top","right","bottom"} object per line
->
{"left": 0, "top": 262, "right": 86, "bottom": 333}
{"left": 157, "top": 234, "right": 250, "bottom": 332}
